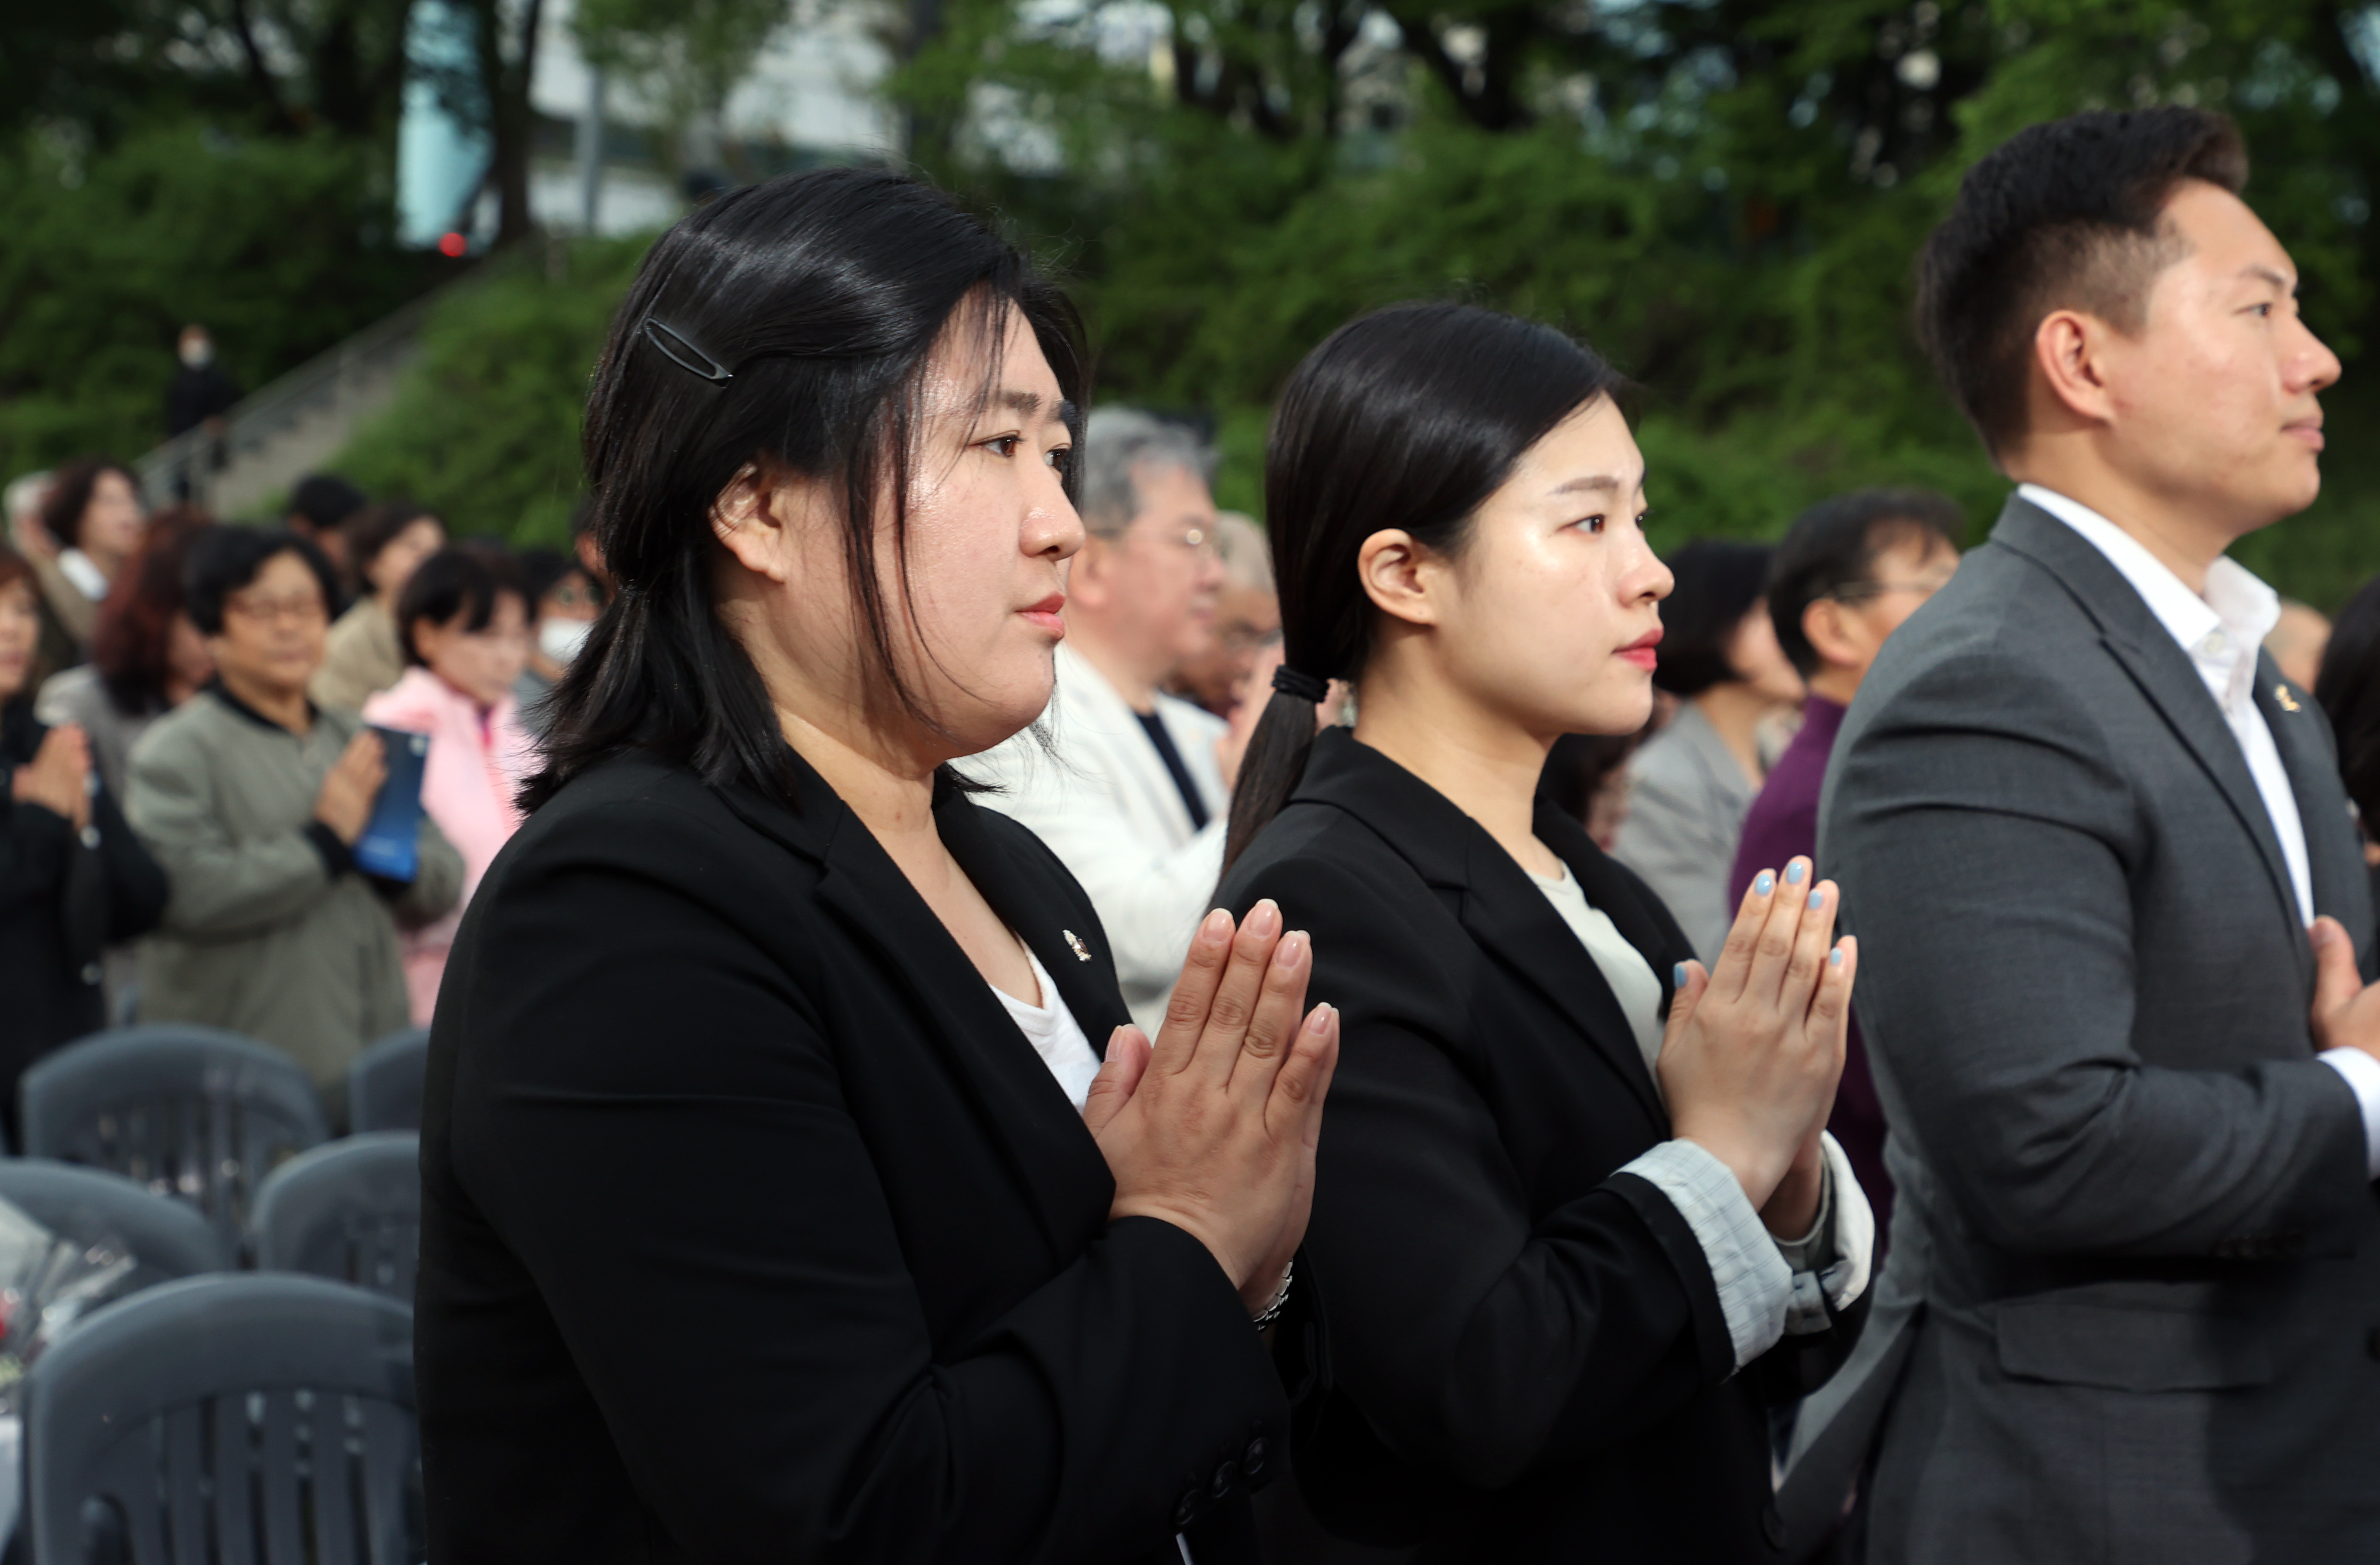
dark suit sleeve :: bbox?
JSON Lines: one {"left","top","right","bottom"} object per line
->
{"left": 1234, "top": 851, "right": 1734, "bottom": 1491}
{"left": 1825, "top": 648, "right": 2369, "bottom": 1259}
{"left": 451, "top": 801, "right": 1283, "bottom": 1563}
{"left": 95, "top": 788, "right": 168, "bottom": 942}
{"left": 0, "top": 789, "right": 71, "bottom": 918}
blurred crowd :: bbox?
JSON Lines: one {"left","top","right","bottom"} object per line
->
{"left": 1, "top": 464, "right": 608, "bottom": 1128}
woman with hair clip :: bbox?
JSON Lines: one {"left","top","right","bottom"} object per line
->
{"left": 1217, "top": 302, "right": 1872, "bottom": 1560}
{"left": 415, "top": 165, "right": 1339, "bottom": 1565}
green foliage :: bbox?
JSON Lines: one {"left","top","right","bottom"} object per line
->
{"left": 335, "top": 236, "right": 651, "bottom": 544}
{"left": 0, "top": 119, "right": 430, "bottom": 476}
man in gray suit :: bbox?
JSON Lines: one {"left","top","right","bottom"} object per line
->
{"left": 1782, "top": 106, "right": 2380, "bottom": 1561}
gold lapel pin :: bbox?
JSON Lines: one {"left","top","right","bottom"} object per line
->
{"left": 1063, "top": 930, "right": 1092, "bottom": 962}
{"left": 2274, "top": 684, "right": 2301, "bottom": 714}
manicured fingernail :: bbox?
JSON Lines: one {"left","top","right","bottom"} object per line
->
{"left": 1200, "top": 908, "right": 1231, "bottom": 942}
{"left": 1273, "top": 931, "right": 1308, "bottom": 969}
{"left": 1829, "top": 946, "right": 1845, "bottom": 967}
{"left": 1246, "top": 899, "right": 1281, "bottom": 937}
{"left": 1304, "top": 1003, "right": 1333, "bottom": 1033}
{"left": 1808, "top": 889, "right": 1825, "bottom": 910}
{"left": 1785, "top": 861, "right": 1807, "bottom": 885}
{"left": 1672, "top": 963, "right": 1689, "bottom": 987}
{"left": 1754, "top": 871, "right": 1775, "bottom": 896}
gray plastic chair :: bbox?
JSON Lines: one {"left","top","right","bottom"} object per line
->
{"left": 0, "top": 1160, "right": 232, "bottom": 1289}
{"left": 250, "top": 1133, "right": 421, "bottom": 1302}
{"left": 346, "top": 1027, "right": 430, "bottom": 1133}
{"left": 21, "top": 1026, "right": 330, "bottom": 1251}
{"left": 24, "top": 1272, "right": 418, "bottom": 1565}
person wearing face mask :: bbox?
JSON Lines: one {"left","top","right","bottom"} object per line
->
{"left": 128, "top": 527, "right": 461, "bottom": 1116}
{"left": 28, "top": 458, "right": 148, "bottom": 672}
{"left": 509, "top": 546, "right": 603, "bottom": 735}
{"left": 363, "top": 548, "right": 537, "bottom": 1024}
{"left": 966, "top": 409, "right": 1240, "bottom": 1036}
{"left": 416, "top": 169, "right": 1340, "bottom": 1565}
{"left": 0, "top": 544, "right": 168, "bottom": 1140}
{"left": 1216, "top": 303, "right": 1870, "bottom": 1561}
{"left": 1608, "top": 538, "right": 1807, "bottom": 963}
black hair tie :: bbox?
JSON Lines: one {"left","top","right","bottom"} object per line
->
{"left": 1271, "top": 664, "right": 1330, "bottom": 704}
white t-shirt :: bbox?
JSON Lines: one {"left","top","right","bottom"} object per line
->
{"left": 990, "top": 946, "right": 1104, "bottom": 1111}
{"left": 1525, "top": 861, "right": 1667, "bottom": 1081}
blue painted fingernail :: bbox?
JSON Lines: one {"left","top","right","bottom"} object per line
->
{"left": 1672, "top": 963, "right": 1688, "bottom": 987}
{"left": 1829, "top": 947, "right": 1845, "bottom": 967}
{"left": 1808, "top": 890, "right": 1825, "bottom": 910}
{"left": 1754, "top": 871, "right": 1775, "bottom": 895}
{"left": 1785, "top": 862, "right": 1807, "bottom": 885}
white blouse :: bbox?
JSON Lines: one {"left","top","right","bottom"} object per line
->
{"left": 990, "top": 945, "right": 1104, "bottom": 1111}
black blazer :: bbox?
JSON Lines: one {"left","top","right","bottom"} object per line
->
{"left": 1218, "top": 729, "right": 1863, "bottom": 1562}
{"left": 0, "top": 698, "right": 165, "bottom": 1108}
{"left": 416, "top": 751, "right": 1289, "bottom": 1564}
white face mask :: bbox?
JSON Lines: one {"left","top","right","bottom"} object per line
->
{"left": 539, "top": 617, "right": 592, "bottom": 666}
{"left": 179, "top": 338, "right": 213, "bottom": 368}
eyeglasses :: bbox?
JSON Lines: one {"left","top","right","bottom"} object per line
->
{"left": 1827, "top": 572, "right": 1956, "bottom": 606}
{"left": 225, "top": 592, "right": 327, "bottom": 625}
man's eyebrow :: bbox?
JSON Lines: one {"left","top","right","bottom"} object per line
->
{"left": 2241, "top": 263, "right": 2298, "bottom": 294}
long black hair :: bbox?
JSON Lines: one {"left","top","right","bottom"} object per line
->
{"left": 1221, "top": 301, "right": 1625, "bottom": 871}
{"left": 2317, "top": 576, "right": 2380, "bottom": 832}
{"left": 523, "top": 167, "right": 1084, "bottom": 813}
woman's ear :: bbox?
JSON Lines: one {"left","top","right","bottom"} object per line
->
{"left": 710, "top": 463, "right": 802, "bottom": 586}
{"left": 1356, "top": 528, "right": 1443, "bottom": 629}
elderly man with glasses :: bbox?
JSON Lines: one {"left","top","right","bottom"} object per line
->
{"left": 967, "top": 408, "right": 1235, "bottom": 1036}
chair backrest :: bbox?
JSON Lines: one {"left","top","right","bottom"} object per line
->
{"left": 250, "top": 1133, "right": 421, "bottom": 1301}
{"left": 26, "top": 1273, "right": 419, "bottom": 1565}
{"left": 21, "top": 1026, "right": 330, "bottom": 1250}
{"left": 346, "top": 1027, "right": 430, "bottom": 1133}
{"left": 0, "top": 1160, "right": 233, "bottom": 1288}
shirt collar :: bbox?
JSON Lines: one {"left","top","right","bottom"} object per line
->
{"left": 2016, "top": 483, "right": 2279, "bottom": 708}
{"left": 208, "top": 677, "right": 318, "bottom": 736}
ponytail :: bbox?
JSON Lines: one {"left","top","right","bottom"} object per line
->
{"left": 1219, "top": 301, "right": 1623, "bottom": 868}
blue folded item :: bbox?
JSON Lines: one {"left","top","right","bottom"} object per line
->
{"left": 354, "top": 726, "right": 431, "bottom": 883}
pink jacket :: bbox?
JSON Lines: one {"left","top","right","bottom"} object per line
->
{"left": 362, "top": 667, "right": 536, "bottom": 1024}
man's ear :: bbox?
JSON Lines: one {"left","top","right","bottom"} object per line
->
{"left": 1356, "top": 529, "right": 1442, "bottom": 629}
{"left": 1067, "top": 534, "right": 1113, "bottom": 610}
{"left": 1801, "top": 596, "right": 1865, "bottom": 671}
{"left": 2032, "top": 308, "right": 2121, "bottom": 428}
{"left": 711, "top": 463, "right": 799, "bottom": 586}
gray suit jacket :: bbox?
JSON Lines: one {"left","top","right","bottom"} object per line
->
{"left": 1782, "top": 495, "right": 2380, "bottom": 1563}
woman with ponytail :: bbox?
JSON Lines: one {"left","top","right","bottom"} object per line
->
{"left": 1218, "top": 302, "right": 1873, "bottom": 1560}
{"left": 416, "top": 168, "right": 1339, "bottom": 1564}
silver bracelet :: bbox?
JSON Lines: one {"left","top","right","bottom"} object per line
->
{"left": 1251, "top": 1260, "right": 1293, "bottom": 1329}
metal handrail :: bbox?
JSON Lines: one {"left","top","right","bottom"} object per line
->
{"left": 133, "top": 253, "right": 512, "bottom": 509}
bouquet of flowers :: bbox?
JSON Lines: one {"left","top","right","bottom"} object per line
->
{"left": 0, "top": 1197, "right": 135, "bottom": 1411}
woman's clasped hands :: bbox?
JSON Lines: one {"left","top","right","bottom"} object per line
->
{"left": 1658, "top": 856, "right": 1856, "bottom": 1238}
{"left": 1084, "top": 899, "right": 1340, "bottom": 1316}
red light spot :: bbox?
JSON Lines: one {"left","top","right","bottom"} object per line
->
{"left": 437, "top": 231, "right": 468, "bottom": 257}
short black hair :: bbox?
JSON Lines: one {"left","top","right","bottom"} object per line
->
{"left": 512, "top": 546, "right": 579, "bottom": 606}
{"left": 342, "top": 499, "right": 442, "bottom": 575}
{"left": 1768, "top": 489, "right": 1964, "bottom": 677}
{"left": 1654, "top": 539, "right": 1774, "bottom": 698}
{"left": 1916, "top": 107, "right": 2247, "bottom": 455}
{"left": 184, "top": 527, "right": 339, "bottom": 636}
{"left": 395, "top": 547, "right": 522, "bottom": 666}
{"left": 288, "top": 474, "right": 367, "bottom": 534}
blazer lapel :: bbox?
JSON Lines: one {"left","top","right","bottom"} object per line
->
{"left": 1295, "top": 731, "right": 1671, "bottom": 1131}
{"left": 1993, "top": 501, "right": 2306, "bottom": 946}
{"left": 2256, "top": 658, "right": 2375, "bottom": 972}
{"left": 719, "top": 768, "right": 1115, "bottom": 1252}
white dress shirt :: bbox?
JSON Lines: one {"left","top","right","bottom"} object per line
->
{"left": 2021, "top": 483, "right": 2380, "bottom": 1177}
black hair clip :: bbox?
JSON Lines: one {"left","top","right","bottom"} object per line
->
{"left": 641, "top": 317, "right": 734, "bottom": 384}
